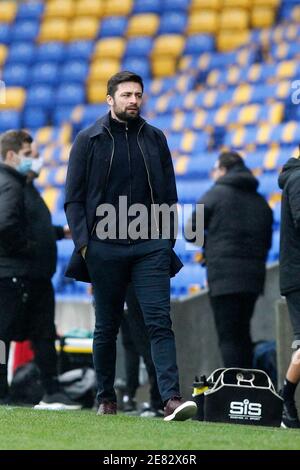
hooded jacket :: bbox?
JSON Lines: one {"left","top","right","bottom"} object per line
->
{"left": 278, "top": 157, "right": 300, "bottom": 295}
{"left": 186, "top": 163, "right": 273, "bottom": 296}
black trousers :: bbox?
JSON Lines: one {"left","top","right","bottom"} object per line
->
{"left": 0, "top": 278, "right": 58, "bottom": 398}
{"left": 285, "top": 290, "right": 300, "bottom": 342}
{"left": 209, "top": 292, "right": 258, "bottom": 369}
{"left": 121, "top": 284, "right": 163, "bottom": 409}
{"left": 86, "top": 239, "right": 180, "bottom": 405}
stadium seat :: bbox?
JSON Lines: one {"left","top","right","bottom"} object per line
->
{"left": 75, "top": 0, "right": 104, "bottom": 18}
{"left": 151, "top": 57, "right": 177, "bottom": 78}
{"left": 93, "top": 38, "right": 125, "bottom": 60}
{"left": 187, "top": 11, "right": 219, "bottom": 35}
{"left": 87, "top": 82, "right": 107, "bottom": 104}
{"left": 0, "top": 44, "right": 7, "bottom": 66}
{"left": 3, "top": 64, "right": 29, "bottom": 88}
{"left": 125, "top": 37, "right": 153, "bottom": 58}
{"left": 219, "top": 8, "right": 249, "bottom": 30}
{"left": 0, "top": 2, "right": 17, "bottom": 23}
{"left": 0, "top": 87, "right": 26, "bottom": 110}
{"left": 122, "top": 57, "right": 151, "bottom": 78}
{"left": 36, "top": 42, "right": 67, "bottom": 63}
{"left": 44, "top": 0, "right": 74, "bottom": 19}
{"left": 69, "top": 17, "right": 99, "bottom": 41}
{"left": 16, "top": 2, "right": 44, "bottom": 21}
{"left": 88, "top": 59, "right": 120, "bottom": 82}
{"left": 251, "top": 6, "right": 276, "bottom": 28}
{"left": 31, "top": 62, "right": 59, "bottom": 85}
{"left": 184, "top": 34, "right": 214, "bottom": 54}
{"left": 0, "top": 110, "right": 21, "bottom": 131}
{"left": 133, "top": 0, "right": 162, "bottom": 14}
{"left": 152, "top": 34, "right": 185, "bottom": 58}
{"left": 66, "top": 41, "right": 94, "bottom": 61}
{"left": 11, "top": 20, "right": 40, "bottom": 42}
{"left": 56, "top": 84, "right": 85, "bottom": 107}
{"left": 158, "top": 13, "right": 187, "bottom": 35}
{"left": 217, "top": 30, "right": 250, "bottom": 52}
{"left": 38, "top": 19, "right": 69, "bottom": 42}
{"left": 26, "top": 85, "right": 54, "bottom": 110}
{"left": 60, "top": 61, "right": 89, "bottom": 83}
{"left": 23, "top": 107, "right": 48, "bottom": 129}
{"left": 127, "top": 14, "right": 159, "bottom": 37}
{"left": 103, "top": 0, "right": 133, "bottom": 17}
{"left": 0, "top": 23, "right": 12, "bottom": 44}
{"left": 190, "top": 0, "right": 221, "bottom": 10}
{"left": 99, "top": 17, "right": 128, "bottom": 37}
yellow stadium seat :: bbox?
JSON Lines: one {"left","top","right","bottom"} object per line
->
{"left": 277, "top": 60, "right": 297, "bottom": 79}
{"left": 0, "top": 87, "right": 26, "bottom": 110}
{"left": 187, "top": 11, "right": 219, "bottom": 35}
{"left": 76, "top": 0, "right": 104, "bottom": 18}
{"left": 93, "top": 38, "right": 125, "bottom": 60}
{"left": 253, "top": 0, "right": 279, "bottom": 6}
{"left": 217, "top": 30, "right": 250, "bottom": 52}
{"left": 223, "top": 0, "right": 252, "bottom": 6}
{"left": 152, "top": 57, "right": 177, "bottom": 78}
{"left": 251, "top": 7, "right": 276, "bottom": 28}
{"left": 103, "top": 0, "right": 133, "bottom": 17}
{"left": 190, "top": 0, "right": 222, "bottom": 10}
{"left": 39, "top": 19, "right": 70, "bottom": 42}
{"left": 127, "top": 14, "right": 159, "bottom": 37}
{"left": 152, "top": 35, "right": 185, "bottom": 58}
{"left": 291, "top": 5, "right": 300, "bottom": 22}
{"left": 69, "top": 17, "right": 99, "bottom": 41}
{"left": 42, "top": 188, "right": 59, "bottom": 212}
{"left": 87, "top": 82, "right": 107, "bottom": 103}
{"left": 0, "top": 45, "right": 7, "bottom": 67}
{"left": 233, "top": 83, "right": 252, "bottom": 104}
{"left": 44, "top": 0, "right": 74, "bottom": 19}
{"left": 219, "top": 8, "right": 249, "bottom": 30}
{"left": 89, "top": 59, "right": 120, "bottom": 81}
{"left": 0, "top": 1, "right": 17, "bottom": 23}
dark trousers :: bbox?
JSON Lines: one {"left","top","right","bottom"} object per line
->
{"left": 121, "top": 284, "right": 163, "bottom": 409}
{"left": 86, "top": 239, "right": 180, "bottom": 404}
{"left": 285, "top": 290, "right": 300, "bottom": 342}
{"left": 209, "top": 293, "right": 258, "bottom": 369}
{"left": 0, "top": 278, "right": 58, "bottom": 398}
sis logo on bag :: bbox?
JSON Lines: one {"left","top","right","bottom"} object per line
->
{"left": 229, "top": 399, "right": 262, "bottom": 421}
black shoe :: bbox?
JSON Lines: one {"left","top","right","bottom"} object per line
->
{"left": 281, "top": 399, "right": 300, "bottom": 429}
{"left": 34, "top": 391, "right": 82, "bottom": 410}
{"left": 122, "top": 395, "right": 137, "bottom": 412}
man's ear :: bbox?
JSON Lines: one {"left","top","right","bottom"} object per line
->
{"left": 107, "top": 95, "right": 113, "bottom": 106}
{"left": 4, "top": 149, "right": 14, "bottom": 163}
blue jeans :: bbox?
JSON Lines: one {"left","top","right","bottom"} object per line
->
{"left": 85, "top": 239, "right": 180, "bottom": 404}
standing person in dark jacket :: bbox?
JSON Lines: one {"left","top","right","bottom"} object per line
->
{"left": 278, "top": 154, "right": 300, "bottom": 428}
{"left": 186, "top": 151, "right": 273, "bottom": 369}
{"left": 0, "top": 130, "right": 32, "bottom": 401}
{"left": 65, "top": 71, "right": 196, "bottom": 421}
{"left": 0, "top": 130, "right": 79, "bottom": 409}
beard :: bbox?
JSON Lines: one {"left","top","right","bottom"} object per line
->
{"left": 114, "top": 107, "right": 140, "bottom": 122}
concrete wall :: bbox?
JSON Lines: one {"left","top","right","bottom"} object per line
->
{"left": 55, "top": 263, "right": 282, "bottom": 400}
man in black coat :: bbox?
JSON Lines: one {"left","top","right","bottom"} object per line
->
{"left": 186, "top": 151, "right": 273, "bottom": 369}
{"left": 65, "top": 71, "right": 196, "bottom": 421}
{"left": 278, "top": 154, "right": 300, "bottom": 428}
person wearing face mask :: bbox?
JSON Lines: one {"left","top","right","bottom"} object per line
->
{"left": 0, "top": 130, "right": 79, "bottom": 409}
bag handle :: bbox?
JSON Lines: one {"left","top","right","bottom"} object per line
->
{"left": 206, "top": 367, "right": 277, "bottom": 394}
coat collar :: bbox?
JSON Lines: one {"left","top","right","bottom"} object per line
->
{"left": 87, "top": 112, "right": 146, "bottom": 138}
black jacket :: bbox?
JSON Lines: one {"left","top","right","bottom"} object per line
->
{"left": 24, "top": 182, "right": 64, "bottom": 279}
{"left": 186, "top": 164, "right": 273, "bottom": 296}
{"left": 0, "top": 163, "right": 30, "bottom": 278}
{"left": 278, "top": 158, "right": 300, "bottom": 295}
{"left": 64, "top": 113, "right": 178, "bottom": 253}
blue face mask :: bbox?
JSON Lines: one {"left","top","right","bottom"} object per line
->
{"left": 16, "top": 157, "right": 33, "bottom": 175}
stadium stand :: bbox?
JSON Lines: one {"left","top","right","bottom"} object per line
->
{"left": 0, "top": 0, "right": 298, "bottom": 299}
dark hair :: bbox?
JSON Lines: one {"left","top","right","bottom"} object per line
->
{"left": 107, "top": 71, "right": 144, "bottom": 97}
{"left": 218, "top": 151, "right": 244, "bottom": 171}
{"left": 0, "top": 130, "right": 33, "bottom": 161}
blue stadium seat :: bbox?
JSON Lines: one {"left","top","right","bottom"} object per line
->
{"left": 66, "top": 41, "right": 94, "bottom": 61}
{"left": 273, "top": 203, "right": 281, "bottom": 229}
{"left": 3, "top": 63, "right": 29, "bottom": 87}
{"left": 22, "top": 107, "right": 48, "bottom": 129}
{"left": 99, "top": 17, "right": 128, "bottom": 38}
{"left": 6, "top": 42, "right": 35, "bottom": 64}
{"left": 60, "top": 61, "right": 89, "bottom": 83}
{"left": 52, "top": 106, "right": 75, "bottom": 126}
{"left": 26, "top": 85, "right": 55, "bottom": 110}
{"left": 36, "top": 42, "right": 66, "bottom": 63}
{"left": 124, "top": 37, "right": 153, "bottom": 58}
{"left": 73, "top": 104, "right": 109, "bottom": 129}
{"left": 0, "top": 110, "right": 21, "bottom": 132}
{"left": 158, "top": 13, "right": 187, "bottom": 34}
{"left": 0, "top": 23, "right": 12, "bottom": 45}
{"left": 122, "top": 57, "right": 151, "bottom": 78}
{"left": 177, "top": 180, "right": 211, "bottom": 203}
{"left": 16, "top": 2, "right": 44, "bottom": 20}
{"left": 133, "top": 0, "right": 162, "bottom": 14}
{"left": 56, "top": 84, "right": 85, "bottom": 107}
{"left": 11, "top": 20, "right": 40, "bottom": 42}
{"left": 31, "top": 62, "right": 59, "bottom": 85}
{"left": 162, "top": 0, "right": 190, "bottom": 12}
{"left": 268, "top": 230, "right": 280, "bottom": 263}
{"left": 258, "top": 173, "right": 279, "bottom": 197}
{"left": 184, "top": 34, "right": 214, "bottom": 55}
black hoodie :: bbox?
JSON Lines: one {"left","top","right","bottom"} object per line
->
{"left": 278, "top": 157, "right": 300, "bottom": 294}
{"left": 186, "top": 164, "right": 273, "bottom": 296}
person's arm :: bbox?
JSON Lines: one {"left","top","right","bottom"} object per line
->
{"left": 64, "top": 131, "right": 90, "bottom": 255}
{"left": 288, "top": 175, "right": 300, "bottom": 230}
{"left": 0, "top": 181, "right": 29, "bottom": 255}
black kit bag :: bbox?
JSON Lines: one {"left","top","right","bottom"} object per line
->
{"left": 203, "top": 368, "right": 283, "bottom": 427}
